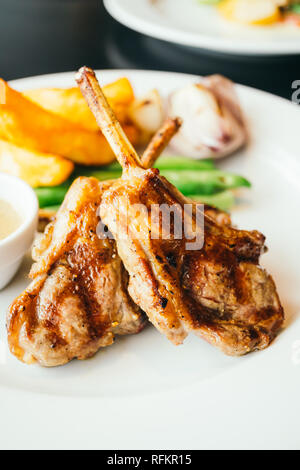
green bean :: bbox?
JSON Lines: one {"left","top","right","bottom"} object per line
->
{"left": 41, "top": 205, "right": 61, "bottom": 212}
{"left": 35, "top": 157, "right": 250, "bottom": 212}
{"left": 35, "top": 185, "right": 69, "bottom": 208}
{"left": 77, "top": 166, "right": 250, "bottom": 196}
{"left": 80, "top": 157, "right": 216, "bottom": 174}
{"left": 81, "top": 170, "right": 122, "bottom": 181}
{"left": 159, "top": 170, "right": 251, "bottom": 195}
{"left": 74, "top": 163, "right": 120, "bottom": 177}
{"left": 191, "top": 191, "right": 235, "bottom": 212}
{"left": 155, "top": 156, "right": 215, "bottom": 171}
{"left": 291, "top": 5, "right": 300, "bottom": 14}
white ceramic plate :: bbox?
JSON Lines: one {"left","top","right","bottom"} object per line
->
{"left": 1, "top": 70, "right": 300, "bottom": 450}
{"left": 104, "top": 0, "right": 300, "bottom": 56}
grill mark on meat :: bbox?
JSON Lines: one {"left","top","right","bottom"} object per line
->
{"left": 67, "top": 242, "right": 112, "bottom": 340}
{"left": 101, "top": 166, "right": 284, "bottom": 355}
{"left": 166, "top": 253, "right": 177, "bottom": 268}
{"left": 7, "top": 177, "right": 146, "bottom": 366}
{"left": 159, "top": 297, "right": 168, "bottom": 309}
{"left": 47, "top": 331, "right": 68, "bottom": 349}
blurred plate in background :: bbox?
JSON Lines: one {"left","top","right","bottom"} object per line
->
{"left": 104, "top": 0, "right": 300, "bottom": 56}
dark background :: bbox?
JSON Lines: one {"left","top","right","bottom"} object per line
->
{"left": 0, "top": 0, "right": 299, "bottom": 99}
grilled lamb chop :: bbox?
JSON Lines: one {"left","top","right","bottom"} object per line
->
{"left": 7, "top": 177, "right": 146, "bottom": 366}
{"left": 7, "top": 116, "right": 183, "bottom": 367}
{"left": 77, "top": 67, "right": 284, "bottom": 356}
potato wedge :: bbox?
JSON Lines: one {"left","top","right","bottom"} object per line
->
{"left": 0, "top": 139, "right": 74, "bottom": 187}
{"left": 0, "top": 79, "right": 139, "bottom": 166}
{"left": 101, "top": 77, "right": 135, "bottom": 105}
{"left": 23, "top": 77, "right": 135, "bottom": 132}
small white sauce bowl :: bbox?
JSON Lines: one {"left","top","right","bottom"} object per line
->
{"left": 0, "top": 173, "right": 38, "bottom": 290}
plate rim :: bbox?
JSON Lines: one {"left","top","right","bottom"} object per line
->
{"left": 2, "top": 68, "right": 300, "bottom": 450}
{"left": 8, "top": 68, "right": 294, "bottom": 109}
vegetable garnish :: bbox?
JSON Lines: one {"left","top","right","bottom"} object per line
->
{"left": 199, "top": 0, "right": 300, "bottom": 27}
{"left": 35, "top": 156, "right": 251, "bottom": 212}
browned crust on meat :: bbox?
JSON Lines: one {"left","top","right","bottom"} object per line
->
{"left": 100, "top": 168, "right": 284, "bottom": 356}
{"left": 7, "top": 177, "right": 145, "bottom": 367}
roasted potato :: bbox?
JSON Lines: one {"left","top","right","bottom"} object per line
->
{"left": 0, "top": 79, "right": 139, "bottom": 166}
{"left": 101, "top": 77, "right": 135, "bottom": 104}
{"left": 23, "top": 77, "right": 135, "bottom": 132}
{"left": 0, "top": 139, "right": 74, "bottom": 187}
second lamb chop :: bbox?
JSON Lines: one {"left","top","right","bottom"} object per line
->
{"left": 77, "top": 67, "right": 284, "bottom": 356}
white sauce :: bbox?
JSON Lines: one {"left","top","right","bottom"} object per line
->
{"left": 0, "top": 199, "right": 21, "bottom": 241}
